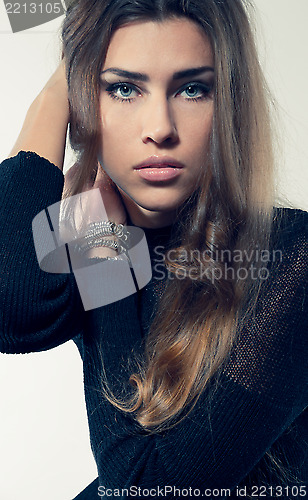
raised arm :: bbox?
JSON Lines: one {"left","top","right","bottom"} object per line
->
{"left": 0, "top": 62, "right": 85, "bottom": 354}
{"left": 0, "top": 59, "right": 129, "bottom": 353}
{"left": 9, "top": 61, "right": 69, "bottom": 170}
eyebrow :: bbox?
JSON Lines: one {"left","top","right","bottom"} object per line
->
{"left": 100, "top": 66, "right": 214, "bottom": 82}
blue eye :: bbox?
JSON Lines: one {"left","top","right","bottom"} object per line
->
{"left": 117, "top": 85, "right": 134, "bottom": 98}
{"left": 179, "top": 83, "right": 212, "bottom": 100}
{"left": 183, "top": 85, "right": 201, "bottom": 97}
{"left": 106, "top": 83, "right": 137, "bottom": 102}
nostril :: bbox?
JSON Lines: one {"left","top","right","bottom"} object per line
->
{"left": 141, "top": 123, "right": 179, "bottom": 145}
{"left": 142, "top": 133, "right": 178, "bottom": 145}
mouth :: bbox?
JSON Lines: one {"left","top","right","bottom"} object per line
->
{"left": 134, "top": 157, "right": 184, "bottom": 182}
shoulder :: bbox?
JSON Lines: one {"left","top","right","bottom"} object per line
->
{"left": 253, "top": 209, "right": 307, "bottom": 353}
{"left": 263, "top": 208, "right": 307, "bottom": 308}
{"left": 263, "top": 209, "right": 307, "bottom": 319}
{"left": 270, "top": 207, "right": 307, "bottom": 257}
{"left": 272, "top": 206, "right": 307, "bottom": 234}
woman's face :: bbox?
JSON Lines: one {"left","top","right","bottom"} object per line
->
{"left": 99, "top": 18, "right": 214, "bottom": 227}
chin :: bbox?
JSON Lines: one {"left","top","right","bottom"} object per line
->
{"left": 139, "top": 187, "right": 194, "bottom": 208}
{"left": 135, "top": 196, "right": 185, "bottom": 213}
{"left": 119, "top": 186, "right": 195, "bottom": 223}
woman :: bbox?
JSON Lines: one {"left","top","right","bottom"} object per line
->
{"left": 0, "top": 0, "right": 307, "bottom": 498}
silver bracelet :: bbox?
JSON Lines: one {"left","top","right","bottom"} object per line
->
{"left": 75, "top": 220, "right": 130, "bottom": 257}
{"left": 87, "top": 255, "right": 127, "bottom": 263}
{"left": 78, "top": 237, "right": 127, "bottom": 255}
{"left": 84, "top": 221, "right": 128, "bottom": 240}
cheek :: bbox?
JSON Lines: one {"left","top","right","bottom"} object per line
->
{"left": 100, "top": 107, "right": 120, "bottom": 140}
{"left": 184, "top": 116, "right": 212, "bottom": 153}
{"left": 176, "top": 102, "right": 213, "bottom": 145}
{"left": 100, "top": 108, "right": 130, "bottom": 166}
{"left": 100, "top": 106, "right": 136, "bottom": 149}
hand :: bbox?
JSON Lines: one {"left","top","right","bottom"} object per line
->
{"left": 63, "top": 163, "right": 127, "bottom": 258}
{"left": 64, "top": 162, "right": 127, "bottom": 226}
{"left": 90, "top": 163, "right": 127, "bottom": 226}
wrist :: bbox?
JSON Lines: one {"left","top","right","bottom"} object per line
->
{"left": 77, "top": 222, "right": 129, "bottom": 260}
{"left": 9, "top": 88, "right": 69, "bottom": 170}
{"left": 37, "top": 86, "right": 69, "bottom": 126}
{"left": 86, "top": 245, "right": 118, "bottom": 259}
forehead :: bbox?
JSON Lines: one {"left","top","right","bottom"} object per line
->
{"left": 102, "top": 18, "right": 214, "bottom": 76}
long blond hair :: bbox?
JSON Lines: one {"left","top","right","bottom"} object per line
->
{"left": 62, "top": 0, "right": 275, "bottom": 428}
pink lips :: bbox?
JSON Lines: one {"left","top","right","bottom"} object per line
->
{"left": 134, "top": 156, "right": 184, "bottom": 182}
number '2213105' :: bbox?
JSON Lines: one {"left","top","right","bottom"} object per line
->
{"left": 5, "top": 2, "right": 62, "bottom": 15}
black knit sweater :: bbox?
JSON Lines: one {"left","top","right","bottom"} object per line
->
{"left": 0, "top": 151, "right": 307, "bottom": 499}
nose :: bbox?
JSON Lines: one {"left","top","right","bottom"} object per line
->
{"left": 141, "top": 96, "right": 179, "bottom": 145}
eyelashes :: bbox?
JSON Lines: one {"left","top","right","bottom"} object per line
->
{"left": 106, "top": 83, "right": 137, "bottom": 103}
{"left": 104, "top": 81, "right": 213, "bottom": 103}
{"left": 180, "top": 83, "right": 213, "bottom": 101}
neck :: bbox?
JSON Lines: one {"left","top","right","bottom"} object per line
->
{"left": 120, "top": 192, "right": 176, "bottom": 229}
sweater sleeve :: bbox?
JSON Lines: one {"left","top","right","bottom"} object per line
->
{"left": 0, "top": 151, "right": 84, "bottom": 353}
{"left": 84, "top": 209, "right": 307, "bottom": 494}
